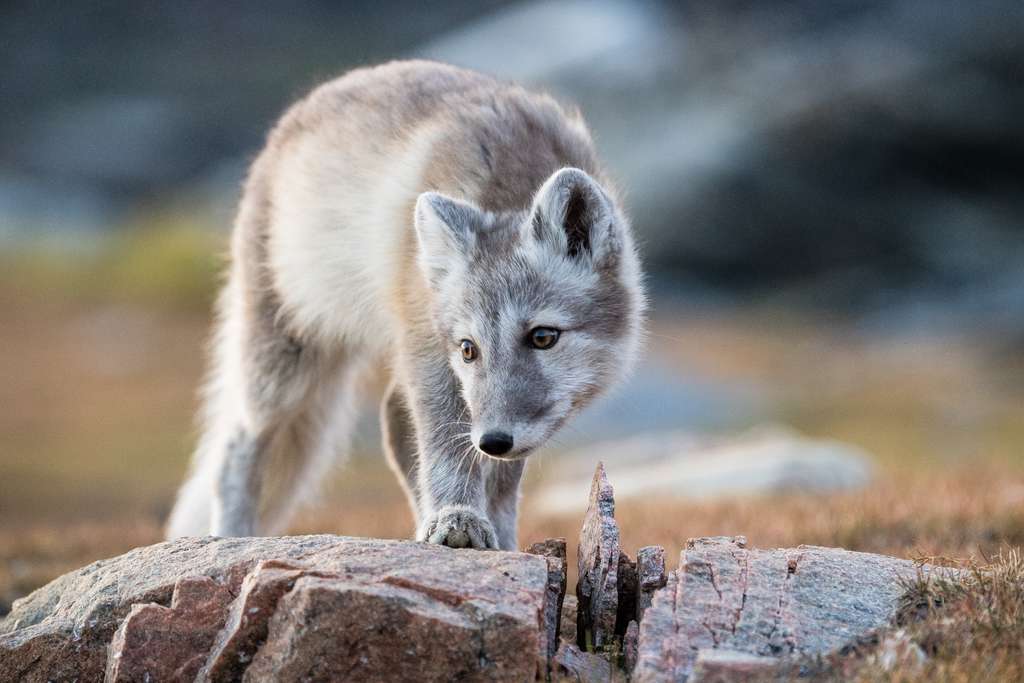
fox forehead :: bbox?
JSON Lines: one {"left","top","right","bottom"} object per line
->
{"left": 449, "top": 248, "right": 626, "bottom": 344}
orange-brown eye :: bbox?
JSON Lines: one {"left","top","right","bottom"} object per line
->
{"left": 460, "top": 339, "right": 478, "bottom": 362}
{"left": 529, "top": 327, "right": 560, "bottom": 350}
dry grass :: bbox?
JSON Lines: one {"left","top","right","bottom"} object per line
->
{"left": 841, "top": 548, "right": 1024, "bottom": 681}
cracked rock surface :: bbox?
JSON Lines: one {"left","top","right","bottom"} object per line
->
{"left": 632, "top": 536, "right": 931, "bottom": 682}
{"left": 0, "top": 536, "right": 554, "bottom": 682}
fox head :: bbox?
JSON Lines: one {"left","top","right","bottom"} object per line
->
{"left": 414, "top": 167, "right": 645, "bottom": 459}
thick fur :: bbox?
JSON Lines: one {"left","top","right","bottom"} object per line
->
{"left": 166, "top": 61, "right": 645, "bottom": 550}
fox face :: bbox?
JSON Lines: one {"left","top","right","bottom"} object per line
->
{"left": 414, "top": 167, "right": 644, "bottom": 459}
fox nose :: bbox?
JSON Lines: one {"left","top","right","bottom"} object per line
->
{"left": 478, "top": 431, "right": 514, "bottom": 456}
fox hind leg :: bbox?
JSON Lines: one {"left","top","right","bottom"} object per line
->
{"left": 166, "top": 280, "right": 343, "bottom": 538}
{"left": 258, "top": 361, "right": 361, "bottom": 535}
{"left": 380, "top": 380, "right": 421, "bottom": 527}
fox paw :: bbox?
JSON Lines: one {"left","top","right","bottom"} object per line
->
{"left": 418, "top": 506, "right": 498, "bottom": 550}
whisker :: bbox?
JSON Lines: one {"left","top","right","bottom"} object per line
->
{"left": 454, "top": 441, "right": 478, "bottom": 502}
{"left": 427, "top": 420, "right": 472, "bottom": 437}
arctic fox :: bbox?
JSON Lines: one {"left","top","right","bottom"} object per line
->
{"left": 166, "top": 61, "right": 645, "bottom": 550}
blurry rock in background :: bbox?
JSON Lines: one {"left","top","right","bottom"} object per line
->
{"left": 564, "top": 357, "right": 761, "bottom": 443}
{"left": 533, "top": 425, "right": 874, "bottom": 514}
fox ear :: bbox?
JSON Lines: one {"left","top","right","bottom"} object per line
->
{"left": 531, "top": 167, "right": 620, "bottom": 266}
{"left": 414, "top": 192, "right": 479, "bottom": 284}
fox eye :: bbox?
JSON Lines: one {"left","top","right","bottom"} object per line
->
{"left": 529, "top": 327, "right": 560, "bottom": 350}
{"left": 460, "top": 339, "right": 478, "bottom": 362}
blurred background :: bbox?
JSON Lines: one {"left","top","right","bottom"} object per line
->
{"left": 1, "top": 0, "right": 1022, "bottom": 615}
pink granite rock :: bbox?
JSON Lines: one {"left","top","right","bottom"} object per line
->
{"left": 623, "top": 620, "right": 640, "bottom": 674}
{"left": 635, "top": 545, "right": 667, "bottom": 622}
{"left": 632, "top": 536, "right": 939, "bottom": 682}
{"left": 198, "top": 560, "right": 310, "bottom": 682}
{"left": 527, "top": 537, "right": 568, "bottom": 659}
{"left": 553, "top": 642, "right": 617, "bottom": 682}
{"left": 615, "top": 551, "right": 638, "bottom": 636}
{"left": 689, "top": 648, "right": 789, "bottom": 682}
{"left": 0, "top": 536, "right": 556, "bottom": 682}
{"left": 243, "top": 574, "right": 542, "bottom": 681}
{"left": 560, "top": 594, "right": 579, "bottom": 649}
{"left": 106, "top": 575, "right": 236, "bottom": 682}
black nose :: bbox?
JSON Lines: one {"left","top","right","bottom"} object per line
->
{"left": 478, "top": 431, "right": 514, "bottom": 456}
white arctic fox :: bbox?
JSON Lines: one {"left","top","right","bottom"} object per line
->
{"left": 166, "top": 61, "right": 645, "bottom": 550}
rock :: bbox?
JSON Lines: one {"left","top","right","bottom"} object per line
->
{"left": 632, "top": 536, "right": 938, "bottom": 682}
{"left": 636, "top": 545, "right": 667, "bottom": 622}
{"left": 527, "top": 537, "right": 568, "bottom": 659}
{"left": 535, "top": 426, "right": 873, "bottom": 514}
{"left": 560, "top": 594, "right": 579, "bottom": 649}
{"left": 552, "top": 642, "right": 618, "bottom": 683}
{"left": 548, "top": 361, "right": 755, "bottom": 446}
{"left": 576, "top": 462, "right": 620, "bottom": 649}
{"left": 106, "top": 575, "right": 235, "bottom": 682}
{"left": 527, "top": 537, "right": 568, "bottom": 562}
{"left": 614, "top": 551, "right": 637, "bottom": 636}
{"left": 623, "top": 620, "right": 640, "bottom": 674}
{"left": 0, "top": 536, "right": 556, "bottom": 682}
{"left": 242, "top": 575, "right": 541, "bottom": 681}
{"left": 689, "top": 649, "right": 789, "bottom": 682}
{"left": 198, "top": 560, "right": 310, "bottom": 682}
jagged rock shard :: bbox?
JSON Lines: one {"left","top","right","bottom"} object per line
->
{"left": 635, "top": 545, "right": 666, "bottom": 623}
{"left": 623, "top": 620, "right": 640, "bottom": 674}
{"left": 560, "top": 594, "right": 579, "bottom": 650}
{"left": 0, "top": 536, "right": 555, "bottom": 683}
{"left": 526, "top": 537, "right": 568, "bottom": 660}
{"left": 577, "top": 461, "right": 620, "bottom": 649}
{"left": 615, "top": 551, "right": 638, "bottom": 636}
{"left": 633, "top": 536, "right": 932, "bottom": 682}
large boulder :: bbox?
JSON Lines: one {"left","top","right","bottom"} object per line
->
{"left": 0, "top": 536, "right": 555, "bottom": 682}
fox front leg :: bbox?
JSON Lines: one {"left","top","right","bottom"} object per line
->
{"left": 485, "top": 459, "right": 524, "bottom": 550}
{"left": 403, "top": 364, "right": 498, "bottom": 550}
{"left": 415, "top": 430, "right": 499, "bottom": 550}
